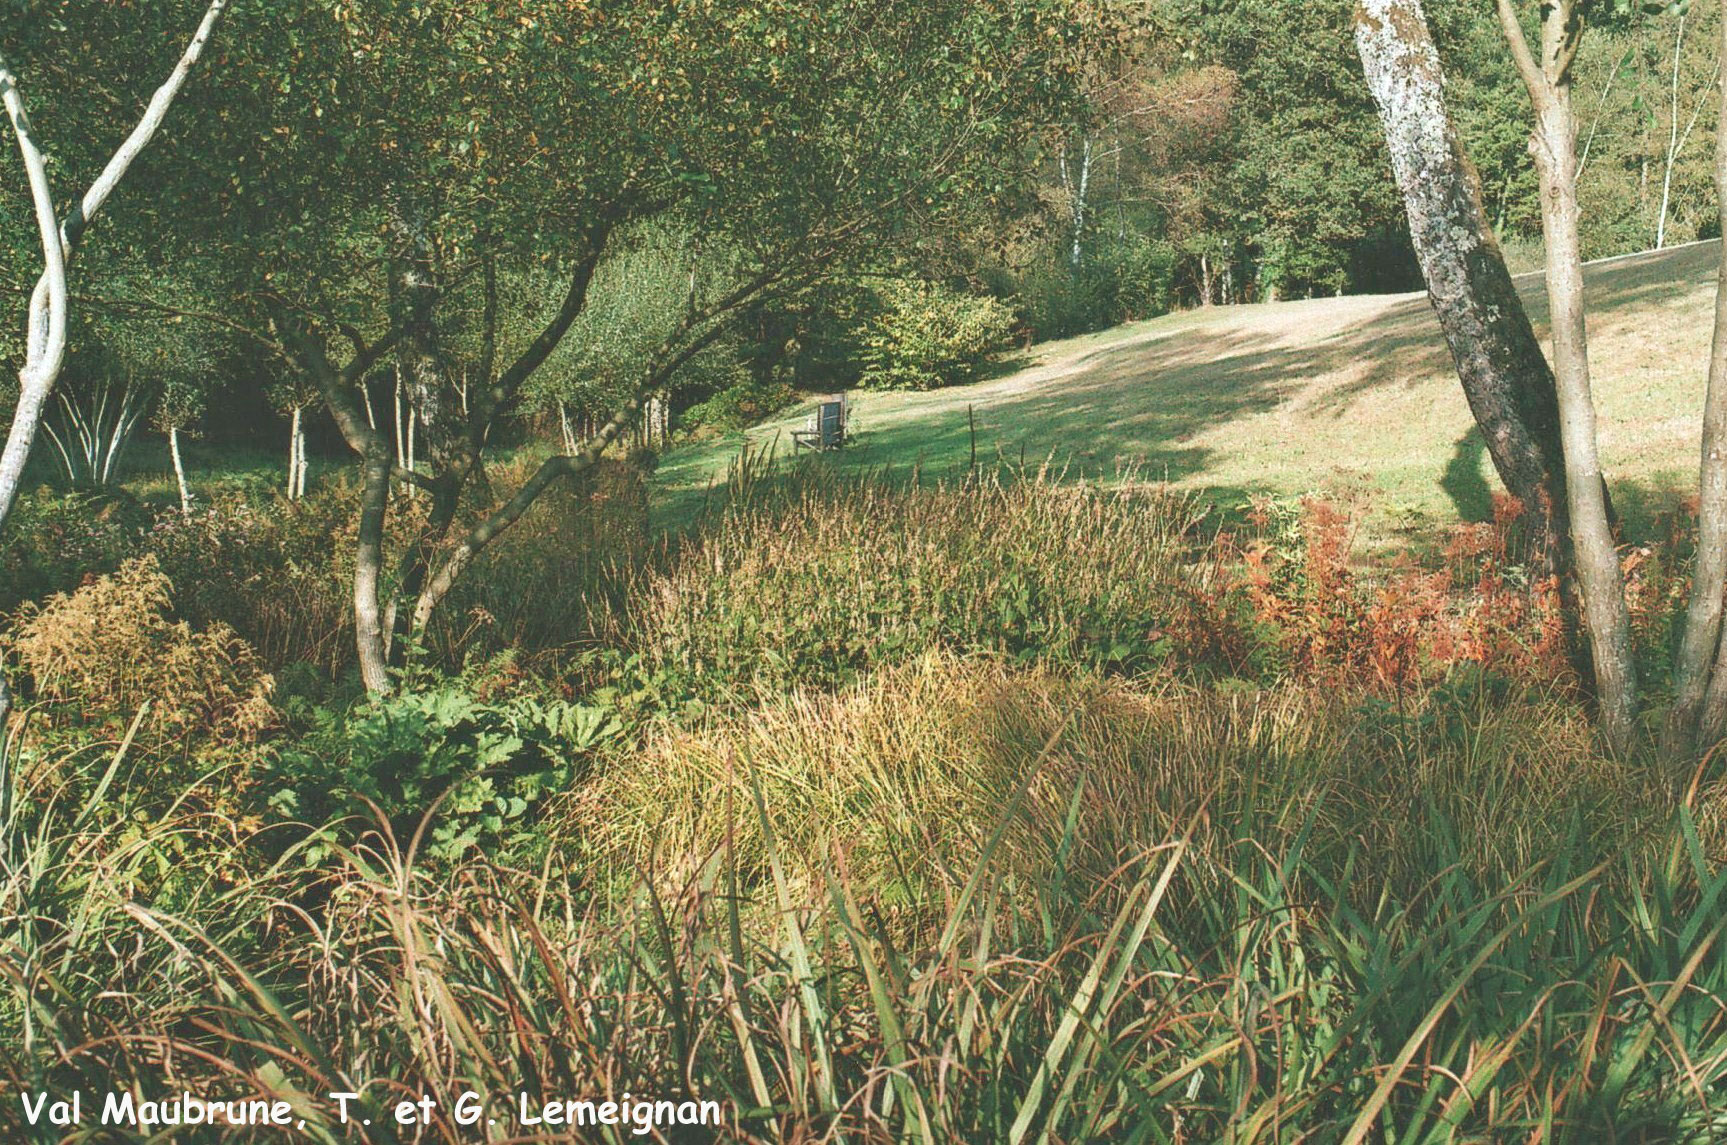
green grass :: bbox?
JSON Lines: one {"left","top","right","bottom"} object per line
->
{"left": 657, "top": 240, "right": 1725, "bottom": 545}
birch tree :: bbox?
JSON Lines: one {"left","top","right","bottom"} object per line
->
{"left": 1357, "top": 0, "right": 1727, "bottom": 753}
{"left": 1354, "top": 0, "right": 1573, "bottom": 569}
{"left": 157, "top": 378, "right": 204, "bottom": 516}
{"left": 1655, "top": 8, "right": 1720, "bottom": 249}
{"left": 0, "top": 0, "right": 229, "bottom": 727}
{"left": 0, "top": 0, "right": 228, "bottom": 533}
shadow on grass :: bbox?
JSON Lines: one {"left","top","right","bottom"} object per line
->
{"left": 1313, "top": 240, "right": 1721, "bottom": 415}
{"left": 1441, "top": 430, "right": 1493, "bottom": 524}
{"left": 654, "top": 242, "right": 1723, "bottom": 540}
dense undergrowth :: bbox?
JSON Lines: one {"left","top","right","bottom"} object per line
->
{"left": 3, "top": 460, "right": 1727, "bottom": 1141}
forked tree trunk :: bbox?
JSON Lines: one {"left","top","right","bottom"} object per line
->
{"left": 1497, "top": 0, "right": 1637, "bottom": 753}
{"left": 1355, "top": 0, "right": 1573, "bottom": 568}
{"left": 1681, "top": 2, "right": 1727, "bottom": 748}
{"left": 0, "top": 0, "right": 228, "bottom": 731}
{"left": 170, "top": 425, "right": 192, "bottom": 515}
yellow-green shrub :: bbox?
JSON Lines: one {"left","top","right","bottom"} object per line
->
{"left": 5, "top": 555, "right": 276, "bottom": 763}
{"left": 858, "top": 278, "right": 1017, "bottom": 390}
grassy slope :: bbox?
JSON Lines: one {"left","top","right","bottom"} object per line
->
{"left": 657, "top": 239, "right": 1721, "bottom": 541}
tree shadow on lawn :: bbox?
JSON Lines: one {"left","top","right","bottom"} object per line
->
{"left": 655, "top": 242, "right": 1720, "bottom": 536}
{"left": 1441, "top": 429, "right": 1494, "bottom": 524}
{"left": 1311, "top": 239, "right": 1721, "bottom": 415}
{"left": 854, "top": 328, "right": 1325, "bottom": 482}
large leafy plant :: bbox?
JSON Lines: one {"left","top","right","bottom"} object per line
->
{"left": 272, "top": 686, "right": 621, "bottom": 862}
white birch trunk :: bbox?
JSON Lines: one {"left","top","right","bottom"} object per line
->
{"left": 559, "top": 400, "right": 578, "bottom": 454}
{"left": 170, "top": 425, "right": 192, "bottom": 515}
{"left": 0, "top": 0, "right": 228, "bottom": 536}
{"left": 393, "top": 369, "right": 406, "bottom": 470}
{"left": 1659, "top": 15, "right": 1687, "bottom": 250}
{"left": 1356, "top": 0, "right": 1573, "bottom": 567}
{"left": 1657, "top": 21, "right": 1718, "bottom": 251}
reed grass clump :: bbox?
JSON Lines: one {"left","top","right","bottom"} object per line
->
{"left": 3, "top": 458, "right": 1725, "bottom": 1142}
{"left": 631, "top": 466, "right": 1238, "bottom": 698}
{"left": 581, "top": 651, "right": 1679, "bottom": 922}
{"left": 5, "top": 722, "right": 1725, "bottom": 1143}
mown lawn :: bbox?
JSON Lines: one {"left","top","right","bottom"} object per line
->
{"left": 657, "top": 240, "right": 1723, "bottom": 544}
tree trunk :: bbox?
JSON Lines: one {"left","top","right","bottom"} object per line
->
{"left": 1652, "top": 16, "right": 1718, "bottom": 254}
{"left": 296, "top": 411, "right": 308, "bottom": 499}
{"left": 384, "top": 470, "right": 464, "bottom": 667}
{"left": 393, "top": 369, "right": 406, "bottom": 472}
{"left": 0, "top": 0, "right": 228, "bottom": 540}
{"left": 354, "top": 438, "right": 394, "bottom": 694}
{"left": 1497, "top": 0, "right": 1637, "bottom": 752}
{"left": 1683, "top": 2, "right": 1727, "bottom": 747}
{"left": 1659, "top": 14, "right": 1687, "bottom": 250}
{"left": 409, "top": 318, "right": 733, "bottom": 635}
{"left": 559, "top": 399, "right": 578, "bottom": 453}
{"left": 170, "top": 425, "right": 192, "bottom": 515}
{"left": 1354, "top": 0, "right": 1571, "bottom": 566}
{"left": 287, "top": 405, "right": 303, "bottom": 501}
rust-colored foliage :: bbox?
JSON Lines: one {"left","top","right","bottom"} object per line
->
{"left": 4, "top": 555, "right": 277, "bottom": 792}
{"left": 1236, "top": 493, "right": 1572, "bottom": 693}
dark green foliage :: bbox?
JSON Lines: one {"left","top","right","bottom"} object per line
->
{"left": 680, "top": 375, "right": 799, "bottom": 432}
{"left": 0, "top": 490, "right": 150, "bottom": 613}
{"left": 1011, "top": 234, "right": 1178, "bottom": 339}
{"left": 270, "top": 682, "right": 621, "bottom": 863}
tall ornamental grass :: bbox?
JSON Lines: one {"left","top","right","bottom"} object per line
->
{"left": 4, "top": 723, "right": 1726, "bottom": 1142}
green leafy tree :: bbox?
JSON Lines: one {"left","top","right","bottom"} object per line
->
{"left": 139, "top": 0, "right": 1102, "bottom": 691}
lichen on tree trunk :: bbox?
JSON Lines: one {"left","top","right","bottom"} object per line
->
{"left": 1354, "top": 0, "right": 1571, "bottom": 567}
